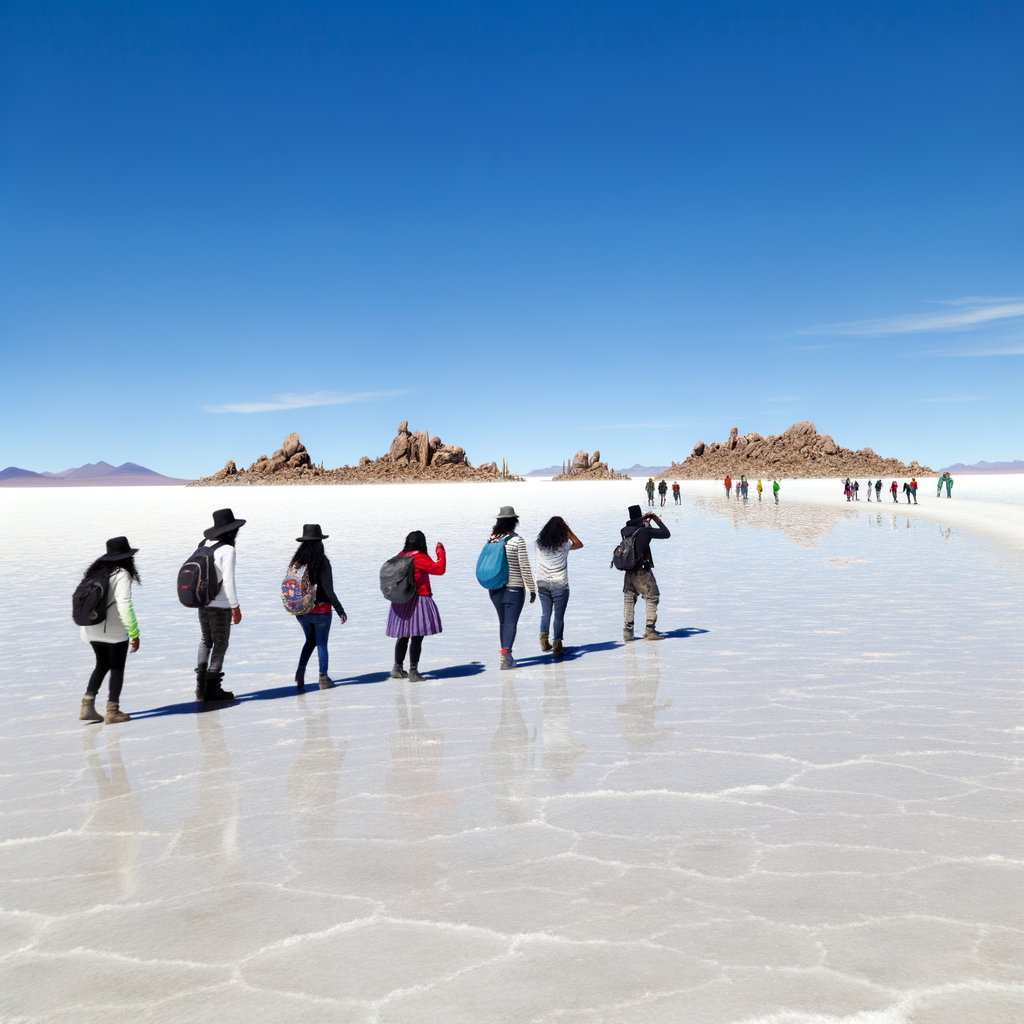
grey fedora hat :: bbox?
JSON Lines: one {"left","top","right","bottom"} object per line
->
{"left": 496, "top": 505, "right": 518, "bottom": 519}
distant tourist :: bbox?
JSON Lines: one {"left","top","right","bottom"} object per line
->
{"left": 937, "top": 474, "right": 945, "bottom": 498}
{"left": 658, "top": 479, "right": 668, "bottom": 506}
{"left": 724, "top": 475, "right": 732, "bottom": 498}
{"left": 945, "top": 473, "right": 954, "bottom": 498}
{"left": 844, "top": 478, "right": 852, "bottom": 501}
{"left": 387, "top": 530, "right": 444, "bottom": 682}
{"left": 741, "top": 477, "right": 749, "bottom": 500}
{"left": 875, "top": 479, "right": 882, "bottom": 501}
{"left": 909, "top": 478, "right": 918, "bottom": 504}
{"left": 481, "top": 506, "right": 535, "bottom": 670}
{"left": 74, "top": 537, "right": 140, "bottom": 724}
{"left": 672, "top": 481, "right": 681, "bottom": 504}
{"left": 756, "top": 479, "right": 763, "bottom": 501}
{"left": 535, "top": 516, "right": 583, "bottom": 656}
{"left": 903, "top": 481, "right": 912, "bottom": 504}
{"left": 772, "top": 478, "right": 780, "bottom": 503}
{"left": 866, "top": 478, "right": 872, "bottom": 501}
{"left": 890, "top": 480, "right": 899, "bottom": 502}
{"left": 286, "top": 524, "right": 347, "bottom": 690}
{"left": 646, "top": 478, "right": 656, "bottom": 507}
{"left": 195, "top": 508, "right": 245, "bottom": 703}
{"left": 616, "top": 504, "right": 671, "bottom": 641}
{"left": 853, "top": 480, "right": 860, "bottom": 500}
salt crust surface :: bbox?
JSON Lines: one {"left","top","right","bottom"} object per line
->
{"left": 0, "top": 479, "right": 1022, "bottom": 1023}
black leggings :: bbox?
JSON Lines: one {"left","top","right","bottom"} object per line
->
{"left": 87, "top": 641, "right": 128, "bottom": 702}
{"left": 394, "top": 636, "right": 423, "bottom": 665}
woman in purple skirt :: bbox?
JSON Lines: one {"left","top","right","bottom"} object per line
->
{"left": 387, "top": 531, "right": 446, "bottom": 682}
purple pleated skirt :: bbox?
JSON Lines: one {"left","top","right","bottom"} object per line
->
{"left": 386, "top": 594, "right": 443, "bottom": 638}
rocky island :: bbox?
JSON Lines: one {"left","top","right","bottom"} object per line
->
{"left": 658, "top": 422, "right": 933, "bottom": 480}
{"left": 552, "top": 450, "right": 630, "bottom": 480}
{"left": 189, "top": 422, "right": 521, "bottom": 486}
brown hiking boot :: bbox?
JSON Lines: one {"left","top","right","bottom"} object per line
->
{"left": 104, "top": 701, "right": 131, "bottom": 724}
{"left": 318, "top": 674, "right": 334, "bottom": 689}
{"left": 552, "top": 638, "right": 564, "bottom": 657}
{"left": 79, "top": 696, "right": 103, "bottom": 723}
{"left": 539, "top": 632, "right": 552, "bottom": 652}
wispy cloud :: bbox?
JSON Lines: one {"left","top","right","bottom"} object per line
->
{"left": 916, "top": 338, "right": 1024, "bottom": 357}
{"left": 916, "top": 394, "right": 982, "bottom": 403}
{"left": 803, "top": 297, "right": 1024, "bottom": 337}
{"left": 204, "top": 390, "right": 405, "bottom": 414}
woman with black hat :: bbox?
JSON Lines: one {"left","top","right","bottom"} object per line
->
{"left": 288, "top": 524, "right": 347, "bottom": 690}
{"left": 196, "top": 507, "right": 245, "bottom": 703}
{"left": 77, "top": 537, "right": 141, "bottom": 724}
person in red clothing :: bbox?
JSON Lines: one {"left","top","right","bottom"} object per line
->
{"left": 724, "top": 475, "right": 732, "bottom": 498}
{"left": 890, "top": 480, "right": 899, "bottom": 502}
{"left": 387, "top": 530, "right": 446, "bottom": 682}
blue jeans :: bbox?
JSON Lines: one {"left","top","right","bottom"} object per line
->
{"left": 538, "top": 587, "right": 569, "bottom": 641}
{"left": 297, "top": 611, "right": 332, "bottom": 678}
{"left": 489, "top": 586, "right": 525, "bottom": 651}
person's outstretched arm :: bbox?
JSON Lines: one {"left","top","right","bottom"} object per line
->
{"left": 415, "top": 543, "right": 446, "bottom": 575}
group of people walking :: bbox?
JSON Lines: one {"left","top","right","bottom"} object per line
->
{"left": 843, "top": 477, "right": 948, "bottom": 505}
{"left": 73, "top": 502, "right": 672, "bottom": 724}
{"left": 644, "top": 478, "right": 681, "bottom": 506}
{"left": 724, "top": 476, "right": 780, "bottom": 503}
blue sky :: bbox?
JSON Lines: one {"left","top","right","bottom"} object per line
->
{"left": 2, "top": 0, "right": 1021, "bottom": 476}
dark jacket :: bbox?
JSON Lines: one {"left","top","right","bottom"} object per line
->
{"left": 313, "top": 558, "right": 345, "bottom": 616}
{"left": 621, "top": 516, "right": 671, "bottom": 570}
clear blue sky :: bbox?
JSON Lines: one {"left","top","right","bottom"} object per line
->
{"left": 2, "top": 1, "right": 1021, "bottom": 476}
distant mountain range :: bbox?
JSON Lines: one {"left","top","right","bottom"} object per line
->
{"left": 940, "top": 460, "right": 1024, "bottom": 475}
{"left": 0, "top": 461, "right": 191, "bottom": 487}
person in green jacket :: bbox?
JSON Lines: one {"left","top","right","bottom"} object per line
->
{"left": 937, "top": 474, "right": 944, "bottom": 497}
{"left": 772, "top": 478, "right": 780, "bottom": 504}
{"left": 945, "top": 474, "right": 953, "bottom": 498}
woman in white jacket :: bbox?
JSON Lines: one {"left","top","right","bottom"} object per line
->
{"left": 78, "top": 537, "right": 141, "bottom": 724}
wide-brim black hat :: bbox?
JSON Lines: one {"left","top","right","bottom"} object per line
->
{"left": 99, "top": 536, "right": 139, "bottom": 561}
{"left": 204, "top": 508, "right": 247, "bottom": 539}
{"left": 627, "top": 505, "right": 643, "bottom": 520}
{"left": 296, "top": 523, "right": 328, "bottom": 542}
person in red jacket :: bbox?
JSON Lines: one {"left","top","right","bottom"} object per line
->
{"left": 890, "top": 480, "right": 899, "bottom": 502}
{"left": 724, "top": 475, "right": 732, "bottom": 498}
{"left": 387, "top": 530, "right": 446, "bottom": 682}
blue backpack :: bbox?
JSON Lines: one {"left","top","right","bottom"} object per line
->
{"left": 476, "top": 535, "right": 511, "bottom": 589}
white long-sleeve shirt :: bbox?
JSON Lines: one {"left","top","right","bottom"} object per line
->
{"left": 80, "top": 568, "right": 139, "bottom": 644}
{"left": 504, "top": 535, "right": 535, "bottom": 594}
{"left": 207, "top": 542, "right": 239, "bottom": 609}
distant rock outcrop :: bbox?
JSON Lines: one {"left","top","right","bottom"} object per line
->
{"left": 658, "top": 423, "right": 933, "bottom": 480}
{"left": 552, "top": 449, "right": 630, "bottom": 481}
{"left": 190, "top": 424, "right": 521, "bottom": 486}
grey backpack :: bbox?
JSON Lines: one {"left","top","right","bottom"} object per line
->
{"left": 379, "top": 554, "right": 417, "bottom": 604}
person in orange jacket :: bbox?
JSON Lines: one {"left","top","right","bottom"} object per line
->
{"left": 724, "top": 475, "right": 732, "bottom": 498}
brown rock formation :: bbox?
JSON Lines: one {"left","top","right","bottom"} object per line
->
{"left": 657, "top": 423, "right": 932, "bottom": 480}
{"left": 553, "top": 448, "right": 630, "bottom": 481}
{"left": 190, "top": 424, "right": 521, "bottom": 486}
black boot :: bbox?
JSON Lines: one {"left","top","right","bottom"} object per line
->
{"left": 194, "top": 667, "right": 207, "bottom": 703}
{"left": 295, "top": 668, "right": 305, "bottom": 692}
{"left": 205, "top": 671, "right": 234, "bottom": 702}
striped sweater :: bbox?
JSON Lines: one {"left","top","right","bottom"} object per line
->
{"left": 503, "top": 534, "right": 536, "bottom": 593}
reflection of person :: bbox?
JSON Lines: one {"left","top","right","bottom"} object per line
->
{"left": 80, "top": 729, "right": 144, "bottom": 900}
{"left": 288, "top": 524, "right": 347, "bottom": 691}
{"left": 542, "top": 662, "right": 587, "bottom": 782}
{"left": 535, "top": 516, "right": 583, "bottom": 656}
{"left": 170, "top": 712, "right": 242, "bottom": 883}
{"left": 481, "top": 677, "right": 534, "bottom": 824}
{"left": 77, "top": 536, "right": 141, "bottom": 724}
{"left": 196, "top": 508, "right": 246, "bottom": 704}
{"left": 616, "top": 643, "right": 673, "bottom": 752}
{"left": 388, "top": 530, "right": 445, "bottom": 682}
{"left": 388, "top": 680, "right": 452, "bottom": 815}
{"left": 288, "top": 692, "right": 347, "bottom": 823}
{"left": 619, "top": 505, "right": 671, "bottom": 642}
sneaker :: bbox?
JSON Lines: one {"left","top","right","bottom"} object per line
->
{"left": 500, "top": 653, "right": 517, "bottom": 670}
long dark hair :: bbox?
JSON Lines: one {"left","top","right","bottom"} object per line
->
{"left": 403, "top": 530, "right": 427, "bottom": 555}
{"left": 290, "top": 539, "right": 326, "bottom": 581}
{"left": 492, "top": 516, "right": 519, "bottom": 535}
{"left": 537, "top": 516, "right": 568, "bottom": 552}
{"left": 218, "top": 528, "right": 239, "bottom": 547}
{"left": 83, "top": 555, "right": 141, "bottom": 584}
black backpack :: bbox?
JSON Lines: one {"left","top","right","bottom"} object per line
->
{"left": 610, "top": 528, "right": 639, "bottom": 571}
{"left": 72, "top": 572, "right": 109, "bottom": 626}
{"left": 177, "top": 541, "right": 224, "bottom": 608}
{"left": 379, "top": 553, "right": 417, "bottom": 605}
